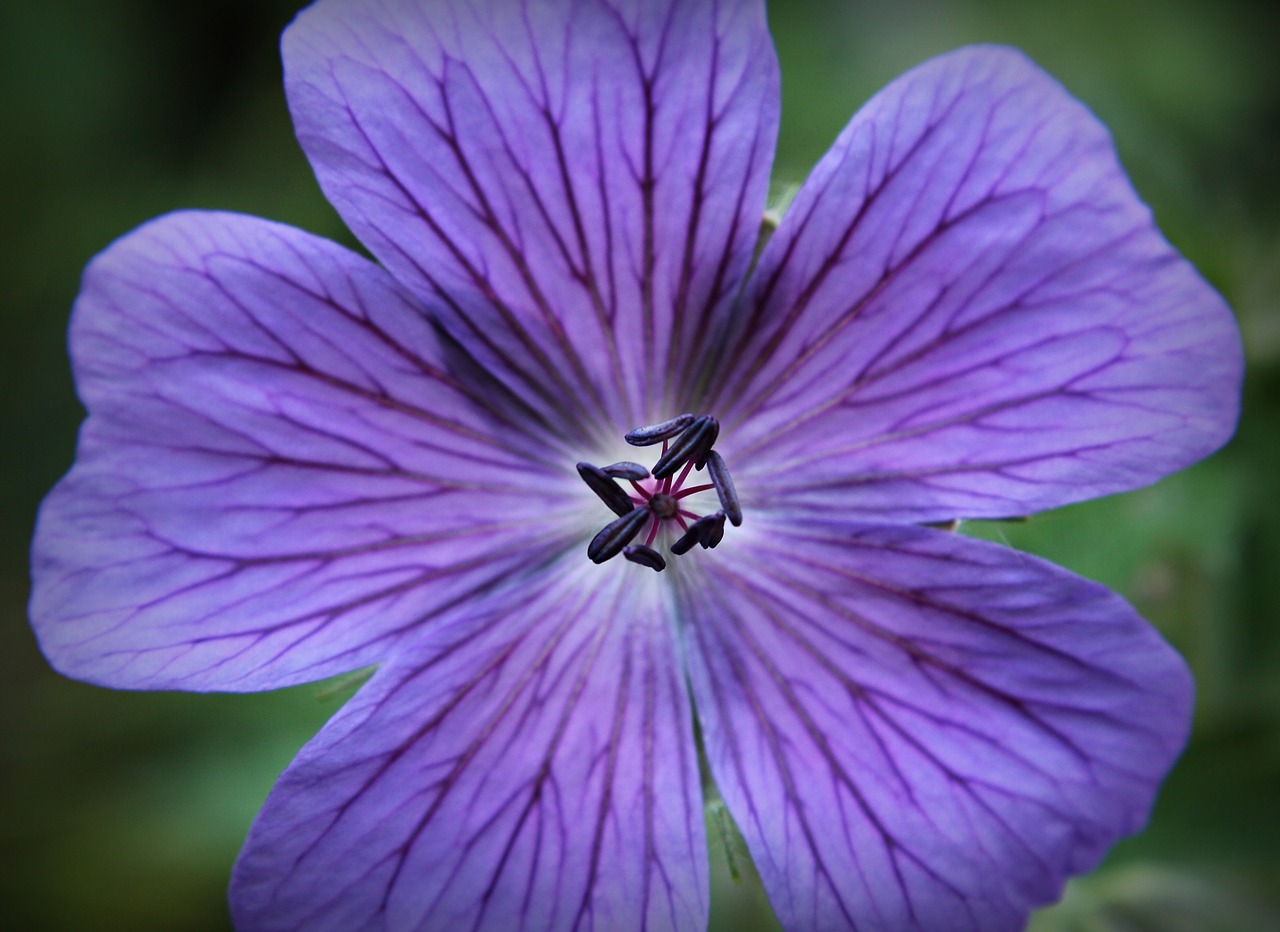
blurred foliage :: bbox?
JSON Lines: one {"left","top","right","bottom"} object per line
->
{"left": 2, "top": 0, "right": 1276, "bottom": 929}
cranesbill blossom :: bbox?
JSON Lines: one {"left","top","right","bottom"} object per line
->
{"left": 31, "top": 0, "right": 1242, "bottom": 929}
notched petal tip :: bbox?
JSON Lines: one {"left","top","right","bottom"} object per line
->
{"left": 285, "top": 0, "right": 780, "bottom": 429}
{"left": 724, "top": 41, "right": 1244, "bottom": 522}
{"left": 684, "top": 523, "right": 1193, "bottom": 930}
{"left": 36, "top": 210, "right": 557, "bottom": 693}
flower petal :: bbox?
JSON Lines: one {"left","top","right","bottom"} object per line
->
{"left": 680, "top": 521, "right": 1191, "bottom": 931}
{"left": 715, "top": 46, "right": 1241, "bottom": 522}
{"left": 283, "top": 0, "right": 778, "bottom": 430}
{"left": 231, "top": 560, "right": 706, "bottom": 931}
{"left": 31, "top": 211, "right": 580, "bottom": 692}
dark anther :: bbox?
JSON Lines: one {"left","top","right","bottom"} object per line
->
{"left": 603, "top": 461, "right": 650, "bottom": 481}
{"left": 623, "top": 544, "right": 666, "bottom": 572}
{"left": 670, "top": 511, "right": 725, "bottom": 555}
{"left": 706, "top": 451, "right": 742, "bottom": 527}
{"left": 624, "top": 413, "right": 694, "bottom": 446}
{"left": 586, "top": 413, "right": 741, "bottom": 568}
{"left": 576, "top": 462, "right": 635, "bottom": 517}
{"left": 698, "top": 511, "right": 726, "bottom": 549}
{"left": 587, "top": 506, "right": 650, "bottom": 563}
{"left": 693, "top": 420, "right": 720, "bottom": 470}
{"left": 669, "top": 526, "right": 699, "bottom": 556}
{"left": 652, "top": 416, "right": 720, "bottom": 479}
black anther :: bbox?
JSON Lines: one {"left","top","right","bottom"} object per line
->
{"left": 587, "top": 506, "right": 650, "bottom": 563}
{"left": 623, "top": 545, "right": 666, "bottom": 572}
{"left": 652, "top": 416, "right": 719, "bottom": 479}
{"left": 670, "top": 526, "right": 700, "bottom": 556}
{"left": 698, "top": 511, "right": 726, "bottom": 549}
{"left": 706, "top": 451, "right": 742, "bottom": 527}
{"left": 624, "top": 414, "right": 694, "bottom": 446}
{"left": 603, "top": 461, "right": 650, "bottom": 481}
{"left": 693, "top": 420, "right": 720, "bottom": 470}
{"left": 577, "top": 462, "right": 635, "bottom": 517}
{"left": 670, "top": 512, "right": 724, "bottom": 556}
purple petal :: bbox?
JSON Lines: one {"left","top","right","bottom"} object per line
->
{"left": 231, "top": 560, "right": 706, "bottom": 931}
{"left": 681, "top": 521, "right": 1191, "bottom": 930}
{"left": 714, "top": 46, "right": 1241, "bottom": 522}
{"left": 283, "top": 0, "right": 778, "bottom": 431}
{"left": 31, "top": 211, "right": 581, "bottom": 692}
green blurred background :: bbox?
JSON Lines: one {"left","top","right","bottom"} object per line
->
{"left": 2, "top": 0, "right": 1277, "bottom": 929}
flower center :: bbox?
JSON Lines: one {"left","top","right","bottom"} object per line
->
{"left": 576, "top": 414, "right": 742, "bottom": 572}
{"left": 648, "top": 493, "right": 679, "bottom": 520}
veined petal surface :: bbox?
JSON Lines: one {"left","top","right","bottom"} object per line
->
{"left": 284, "top": 0, "right": 778, "bottom": 432}
{"left": 31, "top": 212, "right": 578, "bottom": 692}
{"left": 680, "top": 521, "right": 1191, "bottom": 931}
{"left": 718, "top": 46, "right": 1241, "bottom": 523}
{"left": 232, "top": 558, "right": 706, "bottom": 932}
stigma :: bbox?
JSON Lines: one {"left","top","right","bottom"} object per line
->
{"left": 577, "top": 414, "right": 741, "bottom": 572}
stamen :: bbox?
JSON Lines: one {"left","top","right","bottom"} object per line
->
{"left": 706, "top": 451, "right": 743, "bottom": 527}
{"left": 670, "top": 511, "right": 726, "bottom": 555}
{"left": 698, "top": 511, "right": 727, "bottom": 549}
{"left": 651, "top": 416, "right": 719, "bottom": 479}
{"left": 584, "top": 414, "right": 742, "bottom": 568}
{"left": 587, "top": 506, "right": 650, "bottom": 563}
{"left": 576, "top": 462, "right": 635, "bottom": 517}
{"left": 670, "top": 526, "right": 699, "bottom": 556}
{"left": 624, "top": 413, "right": 694, "bottom": 446}
{"left": 694, "top": 420, "right": 720, "bottom": 470}
{"left": 602, "top": 461, "right": 650, "bottom": 481}
{"left": 623, "top": 544, "right": 666, "bottom": 572}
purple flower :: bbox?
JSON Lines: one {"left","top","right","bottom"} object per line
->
{"left": 30, "top": 0, "right": 1242, "bottom": 929}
